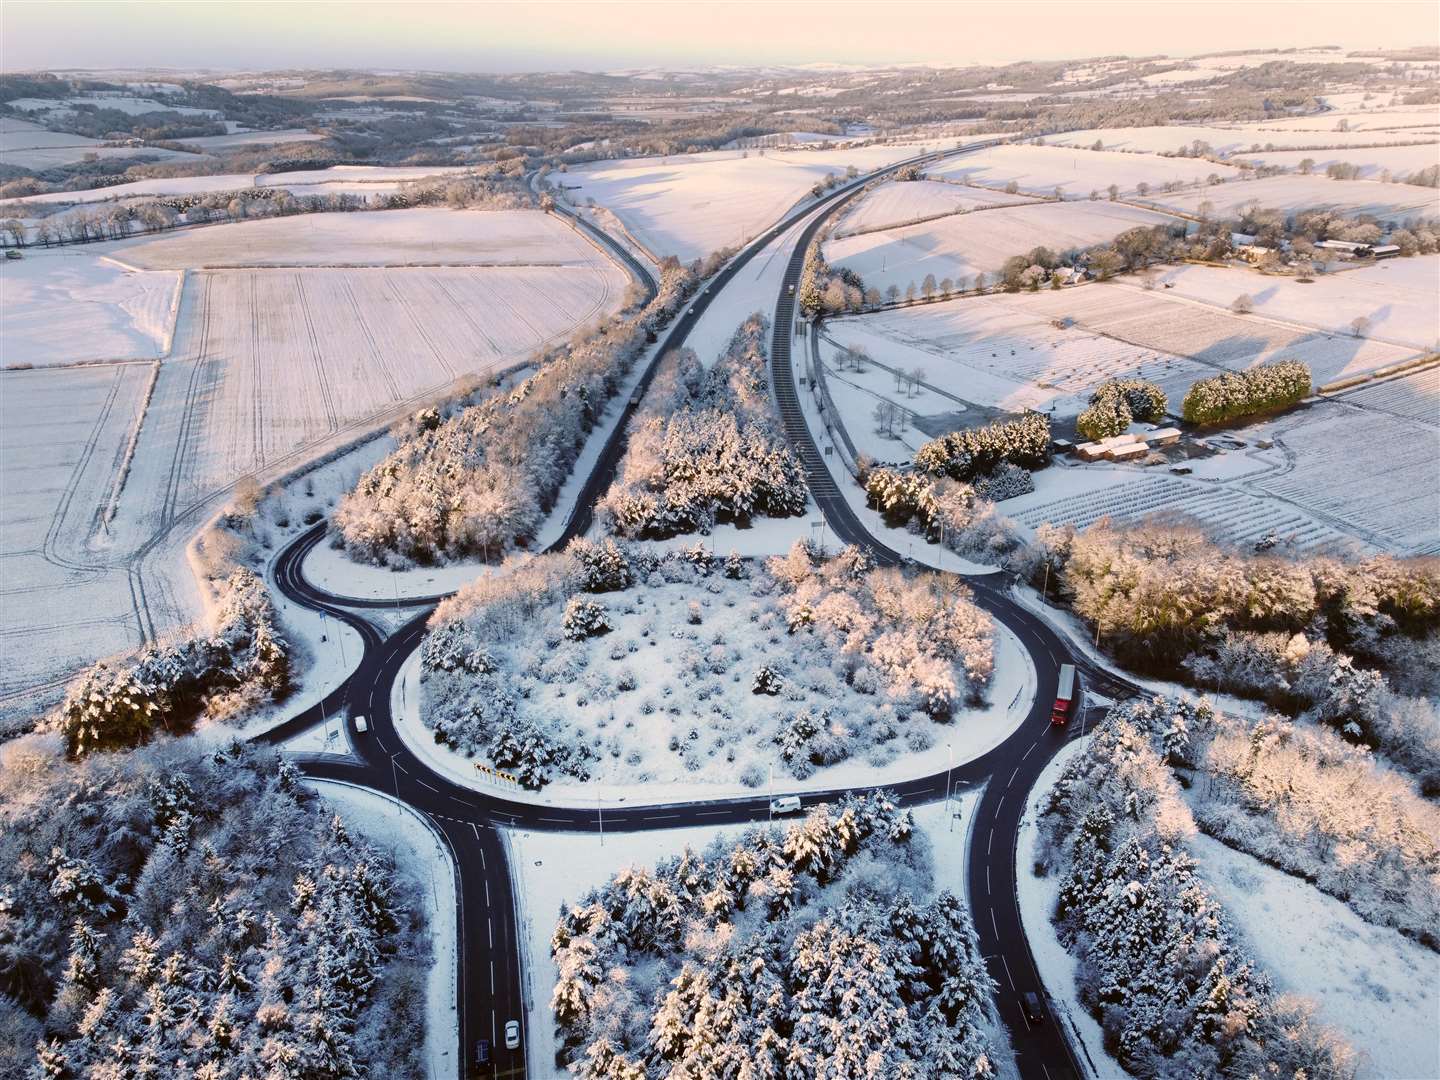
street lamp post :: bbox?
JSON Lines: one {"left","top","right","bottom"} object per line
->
{"left": 945, "top": 743, "right": 955, "bottom": 832}
{"left": 768, "top": 764, "right": 774, "bottom": 824}
{"left": 598, "top": 790, "right": 604, "bottom": 847}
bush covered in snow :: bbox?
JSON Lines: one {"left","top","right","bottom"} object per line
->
{"left": 1031, "top": 518, "right": 1440, "bottom": 775}
{"left": 1180, "top": 359, "right": 1310, "bottom": 425}
{"left": 769, "top": 541, "right": 994, "bottom": 724}
{"left": 562, "top": 597, "right": 613, "bottom": 641}
{"left": 0, "top": 738, "right": 427, "bottom": 1079}
{"left": 600, "top": 315, "right": 807, "bottom": 538}
{"left": 972, "top": 460, "right": 1036, "bottom": 502}
{"left": 863, "top": 467, "right": 1025, "bottom": 564}
{"left": 1035, "top": 710, "right": 1358, "bottom": 1079}
{"left": 549, "top": 792, "right": 1001, "bottom": 1078}
{"left": 1075, "top": 378, "right": 1168, "bottom": 441}
{"left": 47, "top": 569, "right": 291, "bottom": 757}
{"left": 333, "top": 259, "right": 699, "bottom": 566}
{"left": 1119, "top": 695, "right": 1440, "bottom": 948}
{"left": 913, "top": 411, "right": 1051, "bottom": 482}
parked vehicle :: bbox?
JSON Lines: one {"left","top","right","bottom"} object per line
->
{"left": 1051, "top": 664, "right": 1076, "bottom": 725}
{"left": 504, "top": 1020, "right": 520, "bottom": 1050}
{"left": 474, "top": 1039, "right": 490, "bottom": 1065}
{"left": 770, "top": 795, "right": 802, "bottom": 815}
{"left": 354, "top": 715, "right": 368, "bottom": 734}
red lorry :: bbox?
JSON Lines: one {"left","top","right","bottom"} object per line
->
{"left": 1051, "top": 664, "right": 1077, "bottom": 724}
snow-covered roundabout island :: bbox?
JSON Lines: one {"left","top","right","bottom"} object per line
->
{"left": 395, "top": 538, "right": 1034, "bottom": 803}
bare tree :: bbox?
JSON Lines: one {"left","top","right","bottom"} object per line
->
{"left": 1350, "top": 315, "right": 1371, "bottom": 338}
{"left": 909, "top": 367, "right": 927, "bottom": 397}
{"left": 939, "top": 276, "right": 954, "bottom": 299}
{"left": 872, "top": 401, "right": 898, "bottom": 438}
{"left": 1107, "top": 183, "right": 1119, "bottom": 201}
{"left": 885, "top": 283, "right": 900, "bottom": 305}
{"left": 1231, "top": 294, "right": 1255, "bottom": 315}
{"left": 921, "top": 273, "right": 937, "bottom": 300}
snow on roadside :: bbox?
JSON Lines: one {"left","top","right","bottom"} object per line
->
{"left": 1015, "top": 736, "right": 1129, "bottom": 1080}
{"left": 1189, "top": 833, "right": 1440, "bottom": 1080}
{"left": 307, "top": 779, "right": 459, "bottom": 1080}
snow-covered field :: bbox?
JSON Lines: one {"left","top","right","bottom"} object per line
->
{"left": 0, "top": 364, "right": 153, "bottom": 707}
{"left": 826, "top": 284, "right": 1413, "bottom": 420}
{"left": 925, "top": 142, "right": 1241, "bottom": 197}
{"left": 0, "top": 210, "right": 629, "bottom": 721}
{"left": 560, "top": 140, "right": 948, "bottom": 262}
{"left": 180, "top": 128, "right": 327, "bottom": 150}
{"left": 1045, "top": 122, "right": 1440, "bottom": 157}
{"left": 117, "top": 207, "right": 612, "bottom": 268}
{"left": 1254, "top": 397, "right": 1440, "bottom": 554}
{"left": 1003, "top": 464, "right": 1358, "bottom": 553}
{"left": 0, "top": 164, "right": 476, "bottom": 207}
{"left": 835, "top": 180, "right": 1039, "bottom": 235}
{"left": 1146, "top": 173, "right": 1440, "bottom": 220}
{"left": 1145, "top": 257, "right": 1440, "bottom": 350}
{"left": 1224, "top": 141, "right": 1440, "bottom": 179}
{"left": 107, "top": 260, "right": 623, "bottom": 541}
{"left": 825, "top": 200, "right": 1176, "bottom": 296}
{"left": 1190, "top": 833, "right": 1440, "bottom": 1080}
{"left": 307, "top": 780, "right": 459, "bottom": 1080}
{"left": 404, "top": 571, "right": 1034, "bottom": 804}
{"left": 1, "top": 248, "right": 181, "bottom": 366}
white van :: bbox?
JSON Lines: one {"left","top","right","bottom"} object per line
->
{"left": 354, "top": 715, "right": 368, "bottom": 734}
{"left": 770, "top": 795, "right": 802, "bottom": 815}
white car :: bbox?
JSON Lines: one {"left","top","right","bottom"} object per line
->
{"left": 770, "top": 795, "right": 802, "bottom": 815}
{"left": 504, "top": 1019, "right": 521, "bottom": 1050}
{"left": 353, "top": 715, "right": 368, "bottom": 734}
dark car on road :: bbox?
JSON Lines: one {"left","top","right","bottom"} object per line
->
{"left": 1022, "top": 991, "right": 1046, "bottom": 1025}
{"left": 474, "top": 1038, "right": 490, "bottom": 1066}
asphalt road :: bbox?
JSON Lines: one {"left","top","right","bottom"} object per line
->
{"left": 257, "top": 135, "right": 1135, "bottom": 1080}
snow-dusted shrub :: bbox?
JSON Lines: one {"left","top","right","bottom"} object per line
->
{"left": 1121, "top": 695, "right": 1440, "bottom": 947}
{"left": 913, "top": 410, "right": 1051, "bottom": 481}
{"left": 549, "top": 793, "right": 999, "bottom": 1077}
{"left": 1037, "top": 708, "right": 1358, "bottom": 1078}
{"left": 568, "top": 536, "right": 632, "bottom": 593}
{"left": 600, "top": 316, "right": 807, "bottom": 539}
{"left": 562, "top": 597, "right": 612, "bottom": 641}
{"left": 751, "top": 663, "right": 784, "bottom": 695}
{"left": 972, "top": 461, "right": 1035, "bottom": 502}
{"left": 48, "top": 569, "right": 290, "bottom": 756}
{"left": 1075, "top": 377, "right": 1168, "bottom": 441}
{"left": 334, "top": 260, "right": 698, "bottom": 565}
{"left": 723, "top": 550, "right": 746, "bottom": 579}
{"left": 768, "top": 541, "right": 994, "bottom": 728}
{"left": 0, "top": 741, "right": 425, "bottom": 1079}
{"left": 1181, "top": 359, "right": 1310, "bottom": 424}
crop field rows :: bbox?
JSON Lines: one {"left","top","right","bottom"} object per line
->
{"left": 1332, "top": 367, "right": 1440, "bottom": 427}
{"left": 1259, "top": 405, "right": 1440, "bottom": 554}
{"left": 0, "top": 364, "right": 151, "bottom": 702}
{"left": 110, "top": 264, "right": 620, "bottom": 539}
{"left": 1012, "top": 473, "right": 1354, "bottom": 550}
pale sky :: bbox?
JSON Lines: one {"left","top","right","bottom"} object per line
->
{"left": 2, "top": 0, "right": 1436, "bottom": 74}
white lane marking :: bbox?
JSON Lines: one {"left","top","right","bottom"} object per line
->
{"left": 1007, "top": 767, "right": 1018, "bottom": 788}
{"left": 489, "top": 960, "right": 495, "bottom": 994}
{"left": 484, "top": 880, "right": 491, "bottom": 907}
{"left": 393, "top": 758, "right": 409, "bottom": 775}
{"left": 696, "top": 810, "right": 730, "bottom": 817}
{"left": 417, "top": 779, "right": 438, "bottom": 793}
{"left": 985, "top": 865, "right": 991, "bottom": 895}
{"left": 488, "top": 918, "right": 493, "bottom": 948}
{"left": 470, "top": 822, "right": 480, "bottom": 841}
{"left": 645, "top": 814, "right": 680, "bottom": 821}
{"left": 990, "top": 907, "right": 999, "bottom": 937}
{"left": 449, "top": 794, "right": 468, "bottom": 805}
{"left": 478, "top": 842, "right": 485, "bottom": 867}
{"left": 999, "top": 953, "right": 1017, "bottom": 992}
{"left": 995, "top": 795, "right": 1004, "bottom": 815}
{"left": 987, "top": 829, "right": 993, "bottom": 856}
{"left": 1022, "top": 741, "right": 1036, "bottom": 760}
